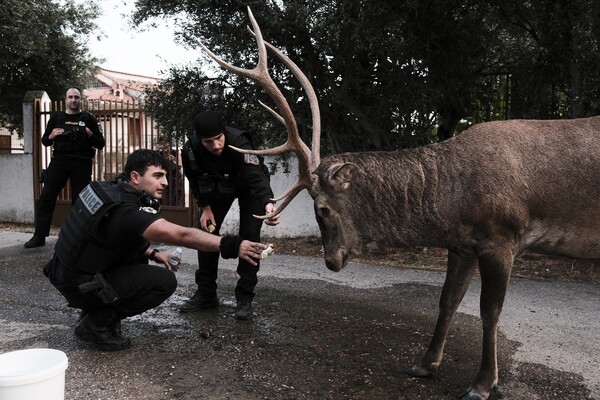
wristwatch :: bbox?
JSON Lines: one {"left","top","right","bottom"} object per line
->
{"left": 149, "top": 248, "right": 159, "bottom": 261}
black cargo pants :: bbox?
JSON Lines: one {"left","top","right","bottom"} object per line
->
{"left": 44, "top": 255, "right": 177, "bottom": 319}
{"left": 195, "top": 190, "right": 264, "bottom": 301}
{"left": 35, "top": 156, "right": 93, "bottom": 237}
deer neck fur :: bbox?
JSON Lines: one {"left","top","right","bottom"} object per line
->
{"left": 318, "top": 147, "right": 452, "bottom": 250}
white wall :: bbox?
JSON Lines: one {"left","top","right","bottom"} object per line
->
{"left": 0, "top": 154, "right": 34, "bottom": 223}
{"left": 219, "top": 155, "right": 320, "bottom": 238}
{"left": 0, "top": 91, "right": 48, "bottom": 223}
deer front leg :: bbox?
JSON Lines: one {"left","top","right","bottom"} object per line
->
{"left": 459, "top": 245, "right": 513, "bottom": 400}
{"left": 406, "top": 250, "right": 478, "bottom": 377}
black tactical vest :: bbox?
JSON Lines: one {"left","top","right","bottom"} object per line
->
{"left": 54, "top": 181, "right": 122, "bottom": 273}
{"left": 52, "top": 111, "right": 95, "bottom": 157}
{"left": 184, "top": 126, "right": 269, "bottom": 198}
{"left": 185, "top": 127, "right": 245, "bottom": 197}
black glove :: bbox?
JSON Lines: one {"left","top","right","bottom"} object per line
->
{"left": 220, "top": 235, "right": 243, "bottom": 259}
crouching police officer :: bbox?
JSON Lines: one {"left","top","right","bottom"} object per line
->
{"left": 179, "top": 110, "right": 280, "bottom": 319}
{"left": 44, "top": 149, "right": 267, "bottom": 351}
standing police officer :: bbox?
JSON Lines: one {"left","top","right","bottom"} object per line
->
{"left": 25, "top": 86, "right": 105, "bottom": 248}
{"left": 44, "top": 149, "right": 266, "bottom": 351}
{"left": 180, "top": 110, "right": 280, "bottom": 319}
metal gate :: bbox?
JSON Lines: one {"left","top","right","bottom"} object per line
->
{"left": 33, "top": 97, "right": 195, "bottom": 228}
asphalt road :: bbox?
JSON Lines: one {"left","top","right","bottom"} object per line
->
{"left": 1, "top": 231, "right": 598, "bottom": 399}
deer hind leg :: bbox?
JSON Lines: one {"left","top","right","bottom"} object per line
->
{"left": 459, "top": 244, "right": 514, "bottom": 400}
{"left": 406, "top": 250, "right": 478, "bottom": 377}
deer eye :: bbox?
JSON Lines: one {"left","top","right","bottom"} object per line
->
{"left": 319, "top": 207, "right": 330, "bottom": 217}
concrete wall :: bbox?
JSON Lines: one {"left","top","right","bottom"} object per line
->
{"left": 0, "top": 154, "right": 35, "bottom": 223}
{"left": 219, "top": 155, "right": 320, "bottom": 238}
{"left": 0, "top": 91, "right": 49, "bottom": 223}
{"left": 0, "top": 152, "right": 320, "bottom": 237}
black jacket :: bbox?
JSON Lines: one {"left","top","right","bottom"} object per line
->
{"left": 181, "top": 126, "right": 273, "bottom": 208}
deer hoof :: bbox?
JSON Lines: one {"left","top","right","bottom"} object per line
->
{"left": 457, "top": 388, "right": 487, "bottom": 400}
{"left": 405, "top": 364, "right": 434, "bottom": 378}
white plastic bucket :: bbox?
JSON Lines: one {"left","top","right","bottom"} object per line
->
{"left": 0, "top": 348, "right": 68, "bottom": 400}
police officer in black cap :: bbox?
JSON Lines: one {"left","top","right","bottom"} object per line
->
{"left": 180, "top": 110, "right": 280, "bottom": 319}
{"left": 44, "top": 149, "right": 267, "bottom": 351}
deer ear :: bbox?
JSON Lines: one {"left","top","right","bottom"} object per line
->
{"left": 325, "top": 162, "right": 359, "bottom": 191}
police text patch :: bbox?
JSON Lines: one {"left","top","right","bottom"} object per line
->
{"left": 79, "top": 185, "right": 104, "bottom": 215}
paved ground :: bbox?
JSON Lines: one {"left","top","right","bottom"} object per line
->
{"left": 1, "top": 231, "right": 598, "bottom": 399}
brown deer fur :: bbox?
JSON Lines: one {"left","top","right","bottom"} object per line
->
{"left": 313, "top": 117, "right": 600, "bottom": 399}
{"left": 315, "top": 117, "right": 600, "bottom": 272}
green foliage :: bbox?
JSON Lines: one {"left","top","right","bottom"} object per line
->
{"left": 143, "top": 66, "right": 215, "bottom": 143}
{"left": 0, "top": 0, "right": 99, "bottom": 134}
{"left": 143, "top": 65, "right": 280, "bottom": 148}
{"left": 496, "top": 0, "right": 600, "bottom": 119}
{"left": 134, "top": 0, "right": 600, "bottom": 153}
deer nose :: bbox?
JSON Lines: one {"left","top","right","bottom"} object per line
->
{"left": 325, "top": 249, "right": 349, "bottom": 272}
{"left": 325, "top": 259, "right": 341, "bottom": 272}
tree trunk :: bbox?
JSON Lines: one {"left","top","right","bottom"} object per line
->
{"left": 593, "top": 0, "right": 600, "bottom": 46}
{"left": 437, "top": 104, "right": 461, "bottom": 141}
{"left": 568, "top": 33, "right": 583, "bottom": 118}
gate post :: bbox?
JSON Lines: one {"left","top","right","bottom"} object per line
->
{"left": 22, "top": 91, "right": 50, "bottom": 223}
{"left": 23, "top": 91, "right": 49, "bottom": 154}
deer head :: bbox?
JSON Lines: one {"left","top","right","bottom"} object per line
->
{"left": 199, "top": 7, "right": 360, "bottom": 271}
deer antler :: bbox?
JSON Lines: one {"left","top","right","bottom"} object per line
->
{"left": 198, "top": 7, "right": 320, "bottom": 219}
{"left": 245, "top": 26, "right": 321, "bottom": 168}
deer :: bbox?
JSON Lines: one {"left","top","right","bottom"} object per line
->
{"left": 198, "top": 8, "right": 600, "bottom": 400}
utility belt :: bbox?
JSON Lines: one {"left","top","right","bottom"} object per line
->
{"left": 53, "top": 137, "right": 95, "bottom": 157}
{"left": 67, "top": 153, "right": 94, "bottom": 161}
{"left": 44, "top": 255, "right": 119, "bottom": 305}
{"left": 52, "top": 152, "right": 94, "bottom": 161}
{"left": 197, "top": 173, "right": 237, "bottom": 197}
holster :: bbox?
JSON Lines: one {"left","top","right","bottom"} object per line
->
{"left": 78, "top": 273, "right": 119, "bottom": 304}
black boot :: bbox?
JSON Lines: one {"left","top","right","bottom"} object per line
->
{"left": 24, "top": 235, "right": 45, "bottom": 248}
{"left": 74, "top": 310, "right": 130, "bottom": 351}
{"left": 235, "top": 297, "right": 254, "bottom": 320}
{"left": 78, "top": 309, "right": 121, "bottom": 336}
{"left": 179, "top": 291, "right": 219, "bottom": 313}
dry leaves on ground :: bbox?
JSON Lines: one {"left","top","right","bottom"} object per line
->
{"left": 266, "top": 236, "right": 599, "bottom": 284}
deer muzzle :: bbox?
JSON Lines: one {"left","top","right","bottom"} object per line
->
{"left": 325, "top": 248, "right": 349, "bottom": 272}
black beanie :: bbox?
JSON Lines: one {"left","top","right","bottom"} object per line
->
{"left": 194, "top": 110, "right": 225, "bottom": 138}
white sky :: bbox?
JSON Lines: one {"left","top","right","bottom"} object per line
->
{"left": 88, "top": 0, "right": 200, "bottom": 77}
